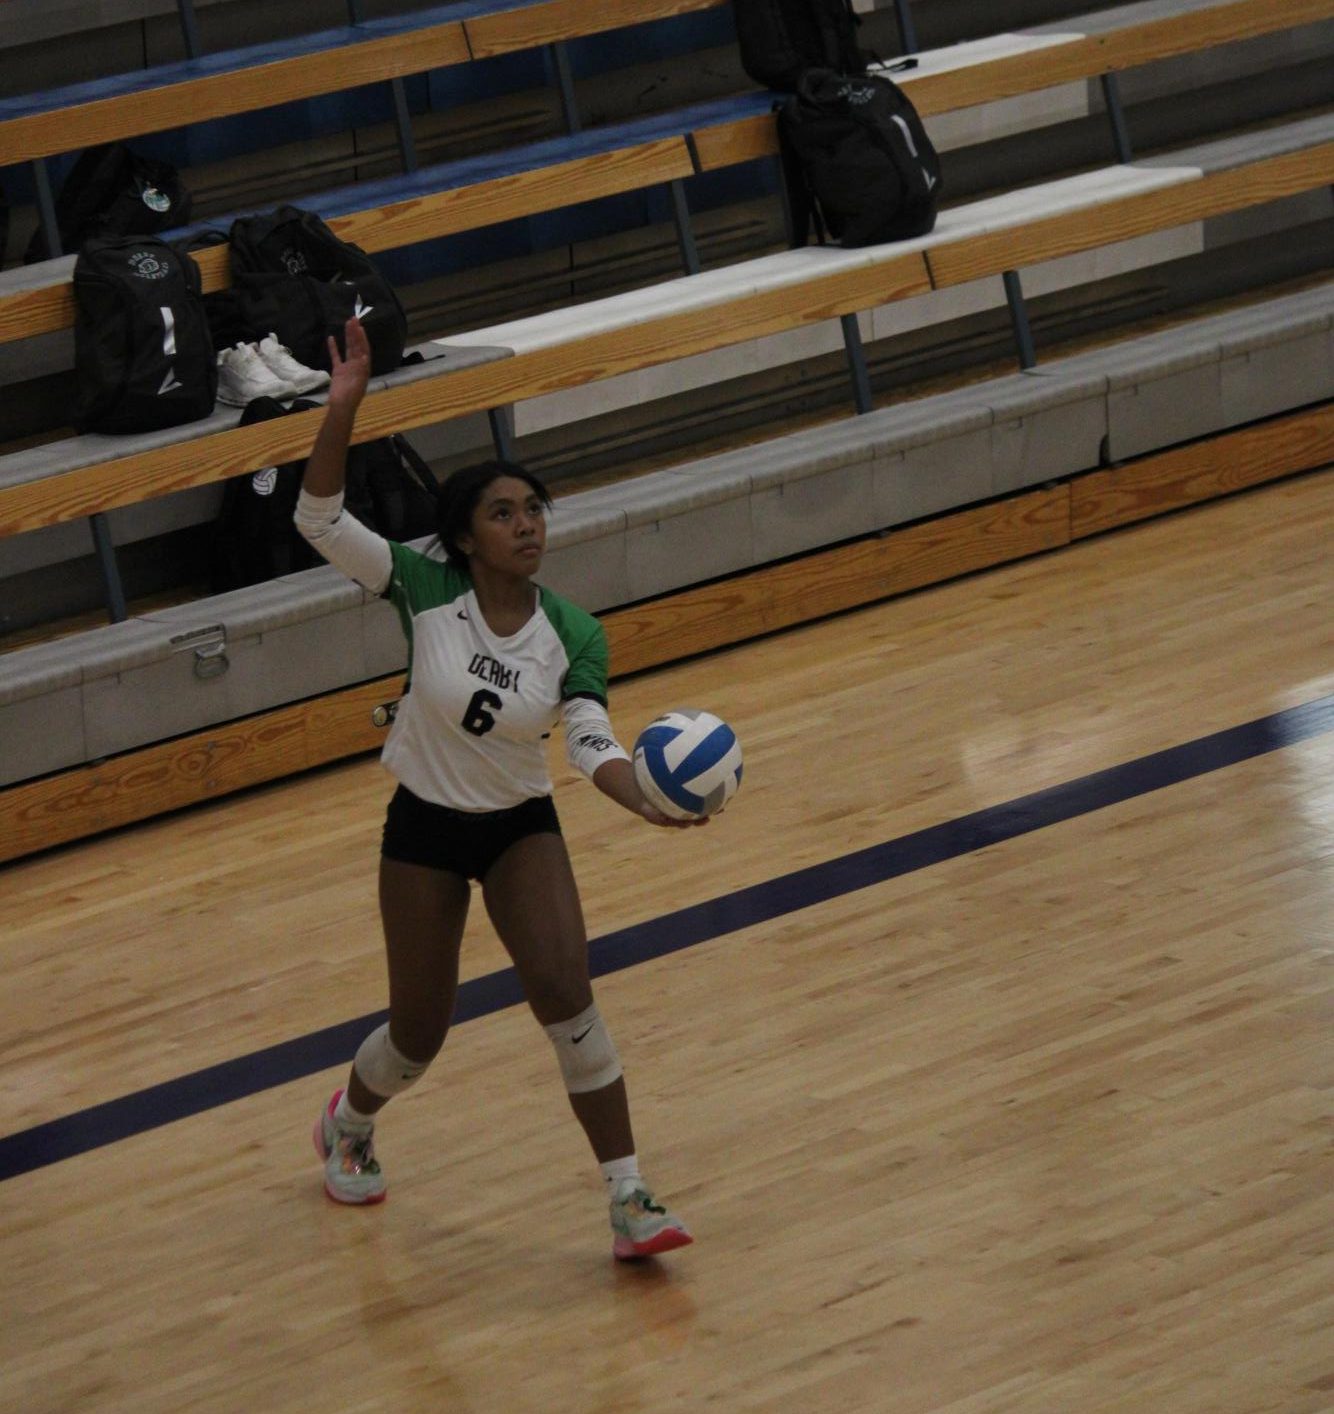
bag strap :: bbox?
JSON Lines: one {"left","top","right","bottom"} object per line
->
{"left": 389, "top": 433, "right": 441, "bottom": 495}
{"left": 775, "top": 96, "right": 828, "bottom": 249}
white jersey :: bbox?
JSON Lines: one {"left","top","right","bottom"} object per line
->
{"left": 295, "top": 490, "right": 628, "bottom": 810}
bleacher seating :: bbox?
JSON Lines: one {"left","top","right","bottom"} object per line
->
{"left": 2, "top": 111, "right": 1329, "bottom": 542}
{"left": 0, "top": 0, "right": 726, "bottom": 170}
{"left": 1, "top": 0, "right": 1331, "bottom": 860}
{"left": 3, "top": 0, "right": 1329, "bottom": 343}
{"left": 2, "top": 280, "right": 1330, "bottom": 861}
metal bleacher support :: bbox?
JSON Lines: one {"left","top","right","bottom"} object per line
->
{"left": 176, "top": 0, "right": 201, "bottom": 58}
{"left": 893, "top": 1, "right": 919, "bottom": 56}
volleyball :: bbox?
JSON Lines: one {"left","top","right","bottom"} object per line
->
{"left": 633, "top": 709, "right": 743, "bottom": 820}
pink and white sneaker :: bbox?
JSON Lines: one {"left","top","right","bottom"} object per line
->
{"left": 609, "top": 1179, "right": 692, "bottom": 1259}
{"left": 313, "top": 1089, "right": 386, "bottom": 1205}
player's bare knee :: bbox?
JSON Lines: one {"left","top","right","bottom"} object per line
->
{"left": 386, "top": 1013, "right": 449, "bottom": 1067}
{"left": 543, "top": 1002, "right": 622, "bottom": 1094}
{"left": 523, "top": 969, "right": 592, "bottom": 1027}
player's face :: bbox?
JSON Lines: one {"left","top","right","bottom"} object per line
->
{"left": 460, "top": 475, "right": 547, "bottom": 577}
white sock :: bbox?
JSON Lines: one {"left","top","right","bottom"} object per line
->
{"left": 334, "top": 1091, "right": 375, "bottom": 1132}
{"left": 600, "top": 1154, "right": 641, "bottom": 1194}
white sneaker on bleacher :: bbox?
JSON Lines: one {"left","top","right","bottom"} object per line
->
{"left": 256, "top": 333, "right": 331, "bottom": 395}
{"left": 216, "top": 343, "right": 301, "bottom": 406}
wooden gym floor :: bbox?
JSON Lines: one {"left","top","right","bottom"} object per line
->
{"left": 1, "top": 467, "right": 1331, "bottom": 1413}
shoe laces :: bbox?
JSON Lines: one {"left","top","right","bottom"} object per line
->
{"left": 260, "top": 334, "right": 306, "bottom": 367}
{"left": 339, "top": 1128, "right": 380, "bottom": 1173}
{"left": 614, "top": 1184, "right": 665, "bottom": 1215}
{"left": 227, "top": 342, "right": 266, "bottom": 372}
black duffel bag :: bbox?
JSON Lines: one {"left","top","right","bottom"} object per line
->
{"left": 226, "top": 206, "right": 407, "bottom": 374}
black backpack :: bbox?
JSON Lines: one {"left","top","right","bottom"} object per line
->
{"left": 210, "top": 398, "right": 440, "bottom": 592}
{"left": 210, "top": 397, "right": 326, "bottom": 592}
{"left": 731, "top": 0, "right": 868, "bottom": 91}
{"left": 352, "top": 433, "right": 441, "bottom": 546}
{"left": 227, "top": 206, "right": 407, "bottom": 375}
{"left": 777, "top": 68, "right": 941, "bottom": 248}
{"left": 72, "top": 236, "right": 217, "bottom": 434}
{"left": 25, "top": 142, "right": 191, "bottom": 264}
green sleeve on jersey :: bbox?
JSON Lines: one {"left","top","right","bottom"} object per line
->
{"left": 387, "top": 541, "right": 470, "bottom": 616}
{"left": 385, "top": 542, "right": 470, "bottom": 677}
{"left": 540, "top": 586, "right": 611, "bottom": 704}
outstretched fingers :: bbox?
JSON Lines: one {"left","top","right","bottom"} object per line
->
{"left": 344, "top": 314, "right": 371, "bottom": 366}
{"left": 327, "top": 316, "right": 372, "bottom": 408}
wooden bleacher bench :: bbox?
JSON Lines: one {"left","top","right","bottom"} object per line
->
{"left": 0, "top": 111, "right": 1330, "bottom": 543}
{"left": 2, "top": 0, "right": 1332, "bottom": 345}
{"left": 0, "top": 98, "right": 771, "bottom": 347}
{"left": 0, "top": 0, "right": 727, "bottom": 169}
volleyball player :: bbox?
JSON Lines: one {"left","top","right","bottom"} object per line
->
{"left": 295, "top": 317, "right": 700, "bottom": 1260}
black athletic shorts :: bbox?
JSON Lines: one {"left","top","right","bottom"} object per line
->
{"left": 380, "top": 784, "right": 562, "bottom": 881}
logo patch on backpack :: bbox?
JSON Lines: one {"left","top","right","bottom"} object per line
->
{"left": 140, "top": 185, "right": 172, "bottom": 214}
{"left": 251, "top": 466, "right": 279, "bottom": 496}
{"left": 280, "top": 245, "right": 309, "bottom": 276}
{"left": 127, "top": 249, "right": 170, "bottom": 280}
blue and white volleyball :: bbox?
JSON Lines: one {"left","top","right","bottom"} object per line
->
{"left": 633, "top": 709, "right": 743, "bottom": 820}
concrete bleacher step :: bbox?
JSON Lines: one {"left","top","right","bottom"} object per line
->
{"left": 1, "top": 281, "right": 1329, "bottom": 790}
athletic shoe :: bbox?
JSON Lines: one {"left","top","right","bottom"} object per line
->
{"left": 609, "top": 1179, "right": 692, "bottom": 1259}
{"left": 313, "top": 1089, "right": 387, "bottom": 1205}
{"left": 216, "top": 343, "right": 300, "bottom": 406}
{"left": 256, "top": 333, "right": 331, "bottom": 395}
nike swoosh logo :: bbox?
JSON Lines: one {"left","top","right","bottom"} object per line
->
{"left": 457, "top": 610, "right": 468, "bottom": 620}
{"left": 572, "top": 1025, "right": 595, "bottom": 1044}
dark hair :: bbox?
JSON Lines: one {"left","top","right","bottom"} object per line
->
{"left": 435, "top": 459, "right": 553, "bottom": 571}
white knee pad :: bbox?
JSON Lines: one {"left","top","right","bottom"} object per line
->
{"left": 353, "top": 1022, "right": 430, "bottom": 1100}
{"left": 544, "top": 1002, "right": 623, "bottom": 1094}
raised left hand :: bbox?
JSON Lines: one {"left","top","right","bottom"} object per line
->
{"left": 327, "top": 316, "right": 372, "bottom": 413}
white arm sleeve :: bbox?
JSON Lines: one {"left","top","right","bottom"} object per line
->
{"left": 294, "top": 488, "right": 393, "bottom": 595}
{"left": 562, "top": 695, "right": 630, "bottom": 781}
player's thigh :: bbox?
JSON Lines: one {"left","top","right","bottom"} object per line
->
{"left": 378, "top": 855, "right": 471, "bottom": 1023}
{"left": 481, "top": 831, "right": 590, "bottom": 1025}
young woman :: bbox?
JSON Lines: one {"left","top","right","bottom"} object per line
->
{"left": 295, "top": 317, "right": 701, "bottom": 1260}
